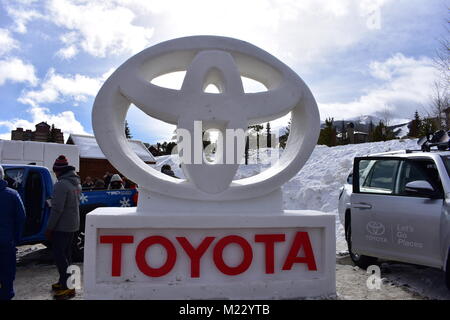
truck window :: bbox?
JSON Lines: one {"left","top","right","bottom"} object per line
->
{"left": 397, "top": 159, "right": 443, "bottom": 196}
{"left": 4, "top": 168, "right": 25, "bottom": 191}
{"left": 360, "top": 159, "right": 400, "bottom": 194}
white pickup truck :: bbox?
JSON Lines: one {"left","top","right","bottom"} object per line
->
{"left": 338, "top": 147, "right": 450, "bottom": 290}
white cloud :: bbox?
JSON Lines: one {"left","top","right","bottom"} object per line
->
{"left": 0, "top": 106, "right": 87, "bottom": 140}
{"left": 19, "top": 68, "right": 112, "bottom": 106}
{"left": 0, "top": 29, "right": 19, "bottom": 56}
{"left": 45, "top": 0, "right": 154, "bottom": 58}
{"left": 5, "top": 5, "right": 43, "bottom": 34}
{"left": 113, "top": 0, "right": 392, "bottom": 67}
{"left": 3, "top": 0, "right": 390, "bottom": 64}
{"left": 319, "top": 53, "right": 438, "bottom": 121}
{"left": 0, "top": 58, "right": 38, "bottom": 86}
{"left": 56, "top": 45, "right": 78, "bottom": 59}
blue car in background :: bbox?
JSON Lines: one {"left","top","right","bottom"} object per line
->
{"left": 2, "top": 164, "right": 138, "bottom": 261}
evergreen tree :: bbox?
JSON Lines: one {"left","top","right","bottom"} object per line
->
{"left": 340, "top": 120, "right": 347, "bottom": 144}
{"left": 420, "top": 118, "right": 438, "bottom": 137}
{"left": 266, "top": 122, "right": 272, "bottom": 148}
{"left": 372, "top": 121, "right": 395, "bottom": 142}
{"left": 245, "top": 135, "right": 249, "bottom": 165}
{"left": 249, "top": 124, "right": 264, "bottom": 149}
{"left": 317, "top": 118, "right": 337, "bottom": 147}
{"left": 368, "top": 121, "right": 374, "bottom": 142}
{"left": 125, "top": 120, "right": 132, "bottom": 139}
{"left": 372, "top": 121, "right": 385, "bottom": 142}
{"left": 409, "top": 111, "right": 422, "bottom": 138}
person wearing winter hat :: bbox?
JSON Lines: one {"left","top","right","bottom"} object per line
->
{"left": 108, "top": 174, "right": 125, "bottom": 190}
{"left": 46, "top": 155, "right": 81, "bottom": 300}
{"left": 0, "top": 165, "right": 26, "bottom": 300}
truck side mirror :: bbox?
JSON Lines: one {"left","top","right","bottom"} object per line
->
{"left": 347, "top": 173, "right": 353, "bottom": 184}
{"left": 405, "top": 180, "right": 439, "bottom": 198}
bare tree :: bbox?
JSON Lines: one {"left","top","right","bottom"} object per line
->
{"left": 423, "top": 10, "right": 450, "bottom": 130}
{"left": 433, "top": 9, "right": 449, "bottom": 89}
{"left": 429, "top": 81, "right": 450, "bottom": 130}
{"left": 380, "top": 105, "right": 392, "bottom": 127}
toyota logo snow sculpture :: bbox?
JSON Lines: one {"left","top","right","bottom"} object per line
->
{"left": 85, "top": 37, "right": 335, "bottom": 300}
{"left": 92, "top": 36, "right": 320, "bottom": 204}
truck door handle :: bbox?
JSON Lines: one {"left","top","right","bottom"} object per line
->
{"left": 352, "top": 203, "right": 372, "bottom": 210}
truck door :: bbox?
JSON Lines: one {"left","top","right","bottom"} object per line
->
{"left": 351, "top": 157, "right": 443, "bottom": 268}
{"left": 390, "top": 158, "right": 443, "bottom": 267}
{"left": 350, "top": 158, "right": 400, "bottom": 260}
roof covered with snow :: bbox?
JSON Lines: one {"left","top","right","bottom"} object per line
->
{"left": 67, "top": 134, "right": 156, "bottom": 163}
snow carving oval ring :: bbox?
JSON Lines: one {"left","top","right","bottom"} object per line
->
{"left": 92, "top": 36, "right": 320, "bottom": 201}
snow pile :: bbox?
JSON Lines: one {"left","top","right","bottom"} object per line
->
{"left": 153, "top": 139, "right": 419, "bottom": 247}
{"left": 282, "top": 139, "right": 418, "bottom": 213}
{"left": 154, "top": 139, "right": 418, "bottom": 211}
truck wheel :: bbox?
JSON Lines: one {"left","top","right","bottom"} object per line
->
{"left": 346, "top": 221, "right": 378, "bottom": 269}
{"left": 71, "top": 231, "right": 85, "bottom": 263}
{"left": 446, "top": 249, "right": 450, "bottom": 290}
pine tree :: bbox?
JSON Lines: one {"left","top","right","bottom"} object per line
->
{"left": 317, "top": 118, "right": 337, "bottom": 147}
{"left": 249, "top": 124, "right": 264, "bottom": 161}
{"left": 125, "top": 120, "right": 132, "bottom": 139}
{"left": 420, "top": 118, "right": 438, "bottom": 137}
{"left": 368, "top": 121, "right": 374, "bottom": 142}
{"left": 340, "top": 120, "right": 346, "bottom": 144}
{"left": 409, "top": 111, "right": 422, "bottom": 138}
{"left": 266, "top": 122, "right": 272, "bottom": 148}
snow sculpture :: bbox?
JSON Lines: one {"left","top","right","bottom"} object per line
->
{"left": 92, "top": 36, "right": 320, "bottom": 212}
{"left": 85, "top": 36, "right": 335, "bottom": 300}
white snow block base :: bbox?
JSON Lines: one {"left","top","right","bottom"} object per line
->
{"left": 84, "top": 208, "right": 336, "bottom": 300}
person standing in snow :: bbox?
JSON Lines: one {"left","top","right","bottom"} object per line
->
{"left": 46, "top": 155, "right": 81, "bottom": 300}
{"left": 0, "top": 165, "right": 26, "bottom": 300}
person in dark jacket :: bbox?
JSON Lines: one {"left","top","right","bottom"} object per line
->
{"left": 46, "top": 155, "right": 81, "bottom": 300}
{"left": 0, "top": 165, "right": 26, "bottom": 300}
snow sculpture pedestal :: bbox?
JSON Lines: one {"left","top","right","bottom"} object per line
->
{"left": 84, "top": 208, "right": 335, "bottom": 299}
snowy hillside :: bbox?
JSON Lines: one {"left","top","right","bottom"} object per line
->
{"left": 154, "top": 139, "right": 419, "bottom": 250}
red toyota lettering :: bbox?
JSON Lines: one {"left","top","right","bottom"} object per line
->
{"left": 100, "top": 235, "right": 134, "bottom": 277}
{"left": 176, "top": 236, "right": 215, "bottom": 278}
{"left": 135, "top": 236, "right": 177, "bottom": 277}
{"left": 255, "top": 234, "right": 286, "bottom": 274}
{"left": 282, "top": 232, "right": 317, "bottom": 271}
{"left": 213, "top": 235, "right": 253, "bottom": 275}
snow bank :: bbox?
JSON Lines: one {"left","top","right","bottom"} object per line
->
{"left": 153, "top": 139, "right": 419, "bottom": 248}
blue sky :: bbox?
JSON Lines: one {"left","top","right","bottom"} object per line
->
{"left": 0, "top": 0, "right": 448, "bottom": 144}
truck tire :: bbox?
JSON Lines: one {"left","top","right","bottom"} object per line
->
{"left": 71, "top": 231, "right": 85, "bottom": 262}
{"left": 346, "top": 219, "right": 378, "bottom": 269}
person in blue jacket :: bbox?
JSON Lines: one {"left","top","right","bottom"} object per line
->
{"left": 0, "top": 165, "right": 26, "bottom": 300}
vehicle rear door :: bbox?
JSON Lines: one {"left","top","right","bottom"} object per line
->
{"left": 350, "top": 157, "right": 400, "bottom": 260}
